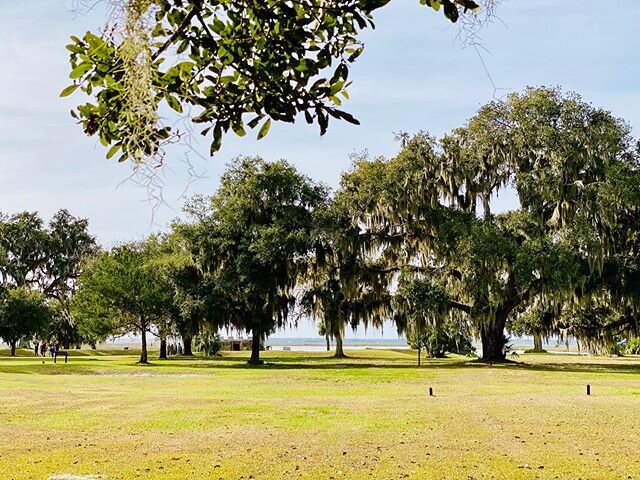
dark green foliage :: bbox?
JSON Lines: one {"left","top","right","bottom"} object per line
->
{"left": 63, "top": 0, "right": 486, "bottom": 163}
{"left": 195, "top": 331, "right": 222, "bottom": 356}
{"left": 0, "top": 287, "right": 51, "bottom": 356}
{"left": 393, "top": 273, "right": 474, "bottom": 359}
{"left": 182, "top": 157, "right": 327, "bottom": 364}
{"left": 0, "top": 209, "right": 96, "bottom": 299}
{"left": 337, "top": 87, "right": 639, "bottom": 360}
{"left": 72, "top": 240, "right": 173, "bottom": 363}
{"left": 0, "top": 209, "right": 96, "bottom": 350}
{"left": 301, "top": 194, "right": 392, "bottom": 357}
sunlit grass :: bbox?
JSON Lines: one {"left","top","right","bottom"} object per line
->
{"left": 1, "top": 349, "right": 639, "bottom": 479}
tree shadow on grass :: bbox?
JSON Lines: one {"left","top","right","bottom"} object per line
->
{"left": 2, "top": 351, "right": 640, "bottom": 376}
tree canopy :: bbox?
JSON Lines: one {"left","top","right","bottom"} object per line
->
{"left": 0, "top": 287, "right": 51, "bottom": 356}
{"left": 62, "top": 0, "right": 486, "bottom": 166}
{"left": 73, "top": 239, "right": 173, "bottom": 363}
{"left": 180, "top": 157, "right": 327, "bottom": 364}
{"left": 337, "top": 87, "right": 640, "bottom": 360}
{"left": 0, "top": 209, "right": 96, "bottom": 352}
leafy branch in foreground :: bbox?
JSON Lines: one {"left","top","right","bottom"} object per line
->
{"left": 62, "top": 0, "right": 486, "bottom": 166}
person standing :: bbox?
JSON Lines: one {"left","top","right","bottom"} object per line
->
{"left": 34, "top": 341, "right": 39, "bottom": 357}
{"left": 40, "top": 342, "right": 46, "bottom": 357}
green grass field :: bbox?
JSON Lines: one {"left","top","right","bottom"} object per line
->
{"left": 1, "top": 349, "right": 639, "bottom": 480}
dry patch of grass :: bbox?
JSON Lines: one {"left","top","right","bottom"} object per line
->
{"left": 1, "top": 350, "right": 639, "bottom": 479}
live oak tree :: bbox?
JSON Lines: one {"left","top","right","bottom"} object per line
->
{"left": 0, "top": 210, "right": 96, "bottom": 348}
{"left": 345, "top": 87, "right": 639, "bottom": 361}
{"left": 183, "top": 157, "right": 327, "bottom": 365}
{"left": 0, "top": 210, "right": 96, "bottom": 295}
{"left": 155, "top": 232, "right": 208, "bottom": 357}
{"left": 72, "top": 240, "right": 173, "bottom": 363}
{"left": 62, "top": 0, "right": 484, "bottom": 166}
{"left": 301, "top": 192, "right": 391, "bottom": 358}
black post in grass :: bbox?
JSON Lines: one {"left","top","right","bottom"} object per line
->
{"left": 587, "top": 384, "right": 591, "bottom": 396}
{"left": 429, "top": 387, "right": 433, "bottom": 397}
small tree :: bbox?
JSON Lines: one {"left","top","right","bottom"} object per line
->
{"left": 0, "top": 287, "right": 51, "bottom": 356}
{"left": 301, "top": 195, "right": 391, "bottom": 358}
{"left": 73, "top": 240, "right": 172, "bottom": 363}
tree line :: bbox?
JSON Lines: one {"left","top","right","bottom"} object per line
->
{"left": 2, "top": 87, "right": 639, "bottom": 364}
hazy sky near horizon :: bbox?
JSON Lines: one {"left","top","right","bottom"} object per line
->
{"left": 1, "top": 1, "right": 639, "bottom": 338}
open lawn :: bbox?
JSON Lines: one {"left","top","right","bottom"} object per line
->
{"left": 1, "top": 349, "right": 639, "bottom": 480}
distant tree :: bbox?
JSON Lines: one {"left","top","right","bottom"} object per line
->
{"left": 62, "top": 0, "right": 486, "bottom": 166}
{"left": 301, "top": 196, "right": 391, "bottom": 358}
{"left": 44, "top": 301, "right": 85, "bottom": 349}
{"left": 393, "top": 273, "right": 451, "bottom": 363}
{"left": 184, "top": 157, "right": 327, "bottom": 364}
{"left": 0, "top": 209, "right": 97, "bottom": 349}
{"left": 160, "top": 232, "right": 210, "bottom": 357}
{"left": 0, "top": 210, "right": 96, "bottom": 296}
{"left": 0, "top": 287, "right": 51, "bottom": 356}
{"left": 72, "top": 240, "right": 173, "bottom": 363}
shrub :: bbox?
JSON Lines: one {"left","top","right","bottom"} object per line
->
{"left": 195, "top": 332, "right": 222, "bottom": 356}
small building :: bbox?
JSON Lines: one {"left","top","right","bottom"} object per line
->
{"left": 221, "top": 338, "right": 253, "bottom": 351}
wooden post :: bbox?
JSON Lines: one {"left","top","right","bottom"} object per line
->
{"left": 587, "top": 384, "right": 591, "bottom": 396}
{"left": 429, "top": 387, "right": 433, "bottom": 397}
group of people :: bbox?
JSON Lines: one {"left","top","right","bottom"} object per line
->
{"left": 33, "top": 341, "right": 60, "bottom": 357}
{"left": 168, "top": 343, "right": 183, "bottom": 356}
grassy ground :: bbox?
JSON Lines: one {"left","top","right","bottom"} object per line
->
{"left": 1, "top": 349, "right": 639, "bottom": 480}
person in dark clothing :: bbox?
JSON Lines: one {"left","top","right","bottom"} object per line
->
{"left": 34, "top": 341, "right": 40, "bottom": 357}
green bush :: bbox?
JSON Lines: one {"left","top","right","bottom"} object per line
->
{"left": 626, "top": 338, "right": 640, "bottom": 355}
{"left": 195, "top": 332, "right": 222, "bottom": 356}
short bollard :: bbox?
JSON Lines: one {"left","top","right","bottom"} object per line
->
{"left": 429, "top": 387, "right": 433, "bottom": 397}
{"left": 586, "top": 384, "right": 591, "bottom": 396}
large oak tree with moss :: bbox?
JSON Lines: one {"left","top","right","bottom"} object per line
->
{"left": 182, "top": 157, "right": 327, "bottom": 365}
{"left": 0, "top": 209, "right": 97, "bottom": 349}
{"left": 344, "top": 87, "right": 639, "bottom": 361}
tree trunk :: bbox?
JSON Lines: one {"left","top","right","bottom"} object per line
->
{"left": 183, "top": 336, "right": 193, "bottom": 356}
{"left": 248, "top": 331, "right": 263, "bottom": 365}
{"left": 139, "top": 316, "right": 148, "bottom": 364}
{"left": 417, "top": 343, "right": 421, "bottom": 366}
{"left": 334, "top": 331, "right": 346, "bottom": 358}
{"left": 480, "top": 315, "right": 506, "bottom": 361}
{"left": 10, "top": 340, "right": 17, "bottom": 357}
{"left": 159, "top": 337, "right": 167, "bottom": 359}
{"left": 325, "top": 334, "right": 330, "bottom": 352}
{"left": 532, "top": 332, "right": 544, "bottom": 352}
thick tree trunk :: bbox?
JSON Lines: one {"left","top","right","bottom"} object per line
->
{"left": 183, "top": 336, "right": 193, "bottom": 356}
{"left": 334, "top": 331, "right": 346, "bottom": 358}
{"left": 139, "top": 316, "right": 148, "bottom": 364}
{"left": 10, "top": 340, "right": 17, "bottom": 357}
{"left": 248, "top": 331, "right": 263, "bottom": 365}
{"left": 325, "top": 334, "right": 330, "bottom": 352}
{"left": 480, "top": 315, "right": 507, "bottom": 361}
{"left": 159, "top": 337, "right": 167, "bottom": 359}
{"left": 532, "top": 332, "right": 544, "bottom": 352}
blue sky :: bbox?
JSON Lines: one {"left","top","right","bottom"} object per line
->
{"left": 1, "top": 1, "right": 639, "bottom": 338}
